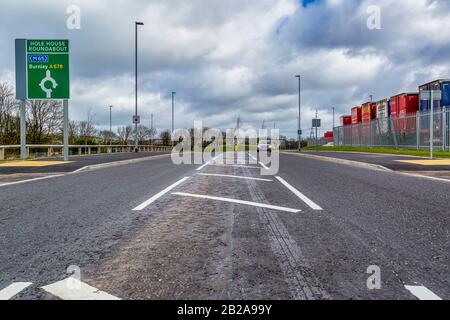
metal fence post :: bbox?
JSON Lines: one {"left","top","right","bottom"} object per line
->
{"left": 442, "top": 108, "right": 446, "bottom": 152}
{"left": 416, "top": 113, "right": 420, "bottom": 151}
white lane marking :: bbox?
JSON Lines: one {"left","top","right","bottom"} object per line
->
{"left": 173, "top": 192, "right": 301, "bottom": 213}
{"left": 196, "top": 153, "right": 223, "bottom": 171}
{"left": 404, "top": 285, "right": 442, "bottom": 300}
{"left": 0, "top": 174, "right": 65, "bottom": 188}
{"left": 196, "top": 162, "right": 210, "bottom": 171}
{"left": 132, "top": 177, "right": 190, "bottom": 211}
{"left": 41, "top": 277, "right": 120, "bottom": 300}
{"left": 259, "top": 162, "right": 269, "bottom": 170}
{"left": 0, "top": 282, "right": 32, "bottom": 300}
{"left": 248, "top": 153, "right": 258, "bottom": 162}
{"left": 275, "top": 176, "right": 323, "bottom": 211}
{"left": 198, "top": 173, "right": 273, "bottom": 182}
{"left": 209, "top": 164, "right": 261, "bottom": 169}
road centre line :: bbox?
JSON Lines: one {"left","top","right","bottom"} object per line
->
{"left": 41, "top": 277, "right": 120, "bottom": 300}
{"left": 172, "top": 192, "right": 301, "bottom": 213}
{"left": 209, "top": 164, "right": 261, "bottom": 169}
{"left": 404, "top": 285, "right": 442, "bottom": 300}
{"left": 196, "top": 153, "right": 223, "bottom": 171}
{"left": 275, "top": 176, "right": 323, "bottom": 211}
{"left": 132, "top": 177, "right": 190, "bottom": 211}
{"left": 197, "top": 173, "right": 273, "bottom": 182}
{"left": 0, "top": 282, "right": 32, "bottom": 300}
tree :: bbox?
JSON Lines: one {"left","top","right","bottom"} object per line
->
{"left": 117, "top": 125, "right": 133, "bottom": 145}
{"left": 160, "top": 130, "right": 171, "bottom": 146}
{"left": 26, "top": 100, "right": 63, "bottom": 144}
{"left": 99, "top": 130, "right": 118, "bottom": 145}
{"left": 78, "top": 111, "right": 97, "bottom": 145}
{"left": 0, "top": 82, "right": 19, "bottom": 145}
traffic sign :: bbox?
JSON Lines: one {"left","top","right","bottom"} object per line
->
{"left": 133, "top": 115, "right": 141, "bottom": 124}
{"left": 298, "top": 130, "right": 303, "bottom": 135}
{"left": 312, "top": 119, "right": 321, "bottom": 128}
{"left": 15, "top": 39, "right": 70, "bottom": 100}
{"left": 420, "top": 90, "right": 441, "bottom": 101}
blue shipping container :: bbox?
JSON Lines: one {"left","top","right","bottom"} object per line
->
{"left": 419, "top": 79, "right": 450, "bottom": 112}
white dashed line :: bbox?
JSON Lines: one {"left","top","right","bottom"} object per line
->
{"left": 275, "top": 176, "right": 323, "bottom": 211}
{"left": 404, "top": 285, "right": 442, "bottom": 300}
{"left": 41, "top": 277, "right": 121, "bottom": 300}
{"left": 132, "top": 177, "right": 190, "bottom": 211}
{"left": 210, "top": 164, "right": 261, "bottom": 169}
{"left": 0, "top": 282, "right": 32, "bottom": 300}
{"left": 259, "top": 162, "right": 270, "bottom": 170}
{"left": 197, "top": 173, "right": 273, "bottom": 182}
{"left": 173, "top": 192, "right": 301, "bottom": 213}
{"left": 196, "top": 153, "right": 223, "bottom": 171}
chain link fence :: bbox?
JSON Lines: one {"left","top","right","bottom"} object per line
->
{"left": 334, "top": 109, "right": 450, "bottom": 151}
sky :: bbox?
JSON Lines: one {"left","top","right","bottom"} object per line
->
{"left": 1, "top": 0, "right": 450, "bottom": 137}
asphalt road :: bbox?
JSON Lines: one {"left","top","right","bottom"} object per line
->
{"left": 0, "top": 152, "right": 448, "bottom": 300}
{"left": 305, "top": 151, "right": 450, "bottom": 171}
{"left": 0, "top": 152, "right": 168, "bottom": 175}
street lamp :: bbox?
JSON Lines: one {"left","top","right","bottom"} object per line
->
{"left": 134, "top": 21, "right": 144, "bottom": 152}
{"left": 109, "top": 105, "right": 113, "bottom": 146}
{"left": 172, "top": 91, "right": 176, "bottom": 147}
{"left": 332, "top": 107, "right": 335, "bottom": 129}
{"left": 295, "top": 75, "right": 302, "bottom": 151}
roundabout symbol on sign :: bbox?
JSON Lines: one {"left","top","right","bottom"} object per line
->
{"left": 39, "top": 70, "right": 58, "bottom": 98}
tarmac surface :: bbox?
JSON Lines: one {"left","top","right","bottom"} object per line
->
{"left": 0, "top": 152, "right": 448, "bottom": 300}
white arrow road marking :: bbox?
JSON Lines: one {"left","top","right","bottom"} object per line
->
{"left": 133, "top": 177, "right": 191, "bottom": 211}
{"left": 173, "top": 192, "right": 301, "bottom": 213}
{"left": 0, "top": 282, "right": 32, "bottom": 300}
{"left": 197, "top": 173, "right": 273, "bottom": 182}
{"left": 41, "top": 277, "right": 120, "bottom": 300}
{"left": 275, "top": 176, "right": 323, "bottom": 211}
{"left": 405, "top": 285, "right": 442, "bottom": 300}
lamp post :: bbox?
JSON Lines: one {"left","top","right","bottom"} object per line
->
{"left": 109, "top": 105, "right": 113, "bottom": 145}
{"left": 172, "top": 91, "right": 176, "bottom": 147}
{"left": 332, "top": 107, "right": 335, "bottom": 129}
{"left": 295, "top": 75, "right": 301, "bottom": 151}
{"left": 134, "top": 21, "right": 144, "bottom": 152}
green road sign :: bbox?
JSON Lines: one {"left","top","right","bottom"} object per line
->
{"left": 312, "top": 119, "right": 321, "bottom": 128}
{"left": 15, "top": 39, "right": 70, "bottom": 100}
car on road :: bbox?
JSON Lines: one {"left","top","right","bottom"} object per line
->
{"left": 257, "top": 140, "right": 273, "bottom": 153}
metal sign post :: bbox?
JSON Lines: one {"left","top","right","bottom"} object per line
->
{"left": 420, "top": 90, "right": 442, "bottom": 159}
{"left": 15, "top": 39, "right": 70, "bottom": 160}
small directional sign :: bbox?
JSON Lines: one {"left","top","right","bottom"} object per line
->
{"left": 133, "top": 115, "right": 141, "bottom": 125}
{"left": 420, "top": 90, "right": 442, "bottom": 101}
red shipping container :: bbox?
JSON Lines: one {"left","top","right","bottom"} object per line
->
{"left": 324, "top": 131, "right": 334, "bottom": 143}
{"left": 391, "top": 93, "right": 419, "bottom": 133}
{"left": 398, "top": 93, "right": 418, "bottom": 133}
{"left": 340, "top": 116, "right": 352, "bottom": 126}
{"left": 361, "top": 102, "right": 377, "bottom": 123}
{"left": 351, "top": 107, "right": 361, "bottom": 125}
{"left": 398, "top": 93, "right": 419, "bottom": 116}
{"left": 390, "top": 95, "right": 400, "bottom": 132}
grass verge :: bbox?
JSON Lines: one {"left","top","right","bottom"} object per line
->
{"left": 302, "top": 146, "right": 450, "bottom": 158}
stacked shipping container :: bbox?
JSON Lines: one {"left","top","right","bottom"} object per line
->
{"left": 419, "top": 79, "right": 450, "bottom": 112}
{"left": 351, "top": 107, "right": 362, "bottom": 125}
